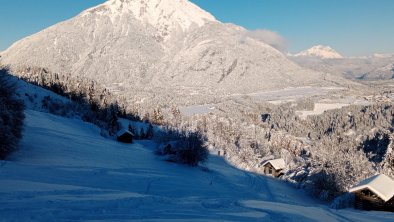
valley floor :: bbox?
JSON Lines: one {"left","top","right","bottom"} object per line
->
{"left": 0, "top": 110, "right": 393, "bottom": 221}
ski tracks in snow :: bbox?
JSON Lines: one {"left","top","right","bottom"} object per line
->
{"left": 243, "top": 171, "right": 275, "bottom": 201}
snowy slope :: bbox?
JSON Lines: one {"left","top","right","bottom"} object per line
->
{"left": 360, "top": 63, "right": 394, "bottom": 80}
{"left": 13, "top": 75, "right": 71, "bottom": 111}
{"left": 295, "top": 45, "right": 343, "bottom": 59}
{"left": 0, "top": 110, "right": 393, "bottom": 221}
{"left": 0, "top": 0, "right": 337, "bottom": 96}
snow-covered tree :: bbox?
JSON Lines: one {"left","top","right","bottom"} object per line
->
{"left": 0, "top": 68, "right": 25, "bottom": 159}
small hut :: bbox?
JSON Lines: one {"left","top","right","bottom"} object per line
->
{"left": 117, "top": 129, "right": 134, "bottom": 143}
{"left": 349, "top": 174, "right": 394, "bottom": 212}
{"left": 261, "top": 158, "right": 285, "bottom": 177}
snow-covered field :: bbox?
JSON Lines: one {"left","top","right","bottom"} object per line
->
{"left": 295, "top": 96, "right": 374, "bottom": 119}
{"left": 1, "top": 110, "right": 393, "bottom": 221}
{"left": 180, "top": 104, "right": 216, "bottom": 116}
{"left": 179, "top": 87, "right": 343, "bottom": 116}
{"left": 296, "top": 103, "right": 350, "bottom": 119}
{"left": 236, "top": 87, "right": 343, "bottom": 103}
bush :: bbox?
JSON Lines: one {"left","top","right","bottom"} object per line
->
{"left": 330, "top": 193, "right": 355, "bottom": 209}
{"left": 175, "top": 132, "right": 209, "bottom": 166}
{"left": 0, "top": 69, "right": 25, "bottom": 159}
{"left": 156, "top": 129, "right": 209, "bottom": 166}
{"left": 308, "top": 169, "right": 341, "bottom": 201}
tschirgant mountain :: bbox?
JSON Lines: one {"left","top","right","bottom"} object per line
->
{"left": 0, "top": 0, "right": 340, "bottom": 99}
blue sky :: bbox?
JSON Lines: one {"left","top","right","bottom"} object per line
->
{"left": 1, "top": 0, "right": 393, "bottom": 56}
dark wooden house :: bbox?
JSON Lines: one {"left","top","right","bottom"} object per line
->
{"left": 261, "top": 158, "right": 285, "bottom": 177}
{"left": 349, "top": 174, "right": 394, "bottom": 212}
{"left": 117, "top": 129, "right": 134, "bottom": 143}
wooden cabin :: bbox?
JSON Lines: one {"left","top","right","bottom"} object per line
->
{"left": 261, "top": 158, "right": 285, "bottom": 177}
{"left": 117, "top": 129, "right": 134, "bottom": 143}
{"left": 349, "top": 174, "right": 394, "bottom": 212}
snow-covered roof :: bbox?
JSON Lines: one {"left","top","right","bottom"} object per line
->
{"left": 262, "top": 158, "right": 286, "bottom": 170}
{"left": 349, "top": 174, "right": 394, "bottom": 202}
{"left": 117, "top": 128, "right": 134, "bottom": 137}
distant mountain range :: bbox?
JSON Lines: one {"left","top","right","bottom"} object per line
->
{"left": 290, "top": 45, "right": 394, "bottom": 80}
{"left": 0, "top": 0, "right": 341, "bottom": 100}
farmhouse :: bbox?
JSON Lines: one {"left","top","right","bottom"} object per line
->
{"left": 349, "top": 174, "right": 394, "bottom": 212}
{"left": 261, "top": 158, "right": 285, "bottom": 177}
{"left": 116, "top": 129, "right": 134, "bottom": 143}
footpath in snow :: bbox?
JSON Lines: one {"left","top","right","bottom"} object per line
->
{"left": 0, "top": 110, "right": 393, "bottom": 221}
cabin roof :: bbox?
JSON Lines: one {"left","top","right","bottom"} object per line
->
{"left": 262, "top": 158, "right": 286, "bottom": 170}
{"left": 349, "top": 174, "right": 394, "bottom": 202}
{"left": 117, "top": 128, "right": 134, "bottom": 137}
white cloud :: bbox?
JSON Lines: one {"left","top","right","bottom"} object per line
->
{"left": 243, "top": 29, "right": 288, "bottom": 52}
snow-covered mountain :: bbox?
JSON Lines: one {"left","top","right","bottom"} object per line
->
{"left": 372, "top": 53, "right": 394, "bottom": 59}
{"left": 290, "top": 51, "right": 394, "bottom": 80}
{"left": 0, "top": 0, "right": 337, "bottom": 98}
{"left": 360, "top": 63, "right": 394, "bottom": 80}
{"left": 295, "top": 45, "right": 343, "bottom": 59}
{"left": 84, "top": 0, "right": 216, "bottom": 40}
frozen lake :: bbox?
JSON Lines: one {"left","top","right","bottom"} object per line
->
{"left": 180, "top": 104, "right": 216, "bottom": 116}
{"left": 241, "top": 87, "right": 342, "bottom": 102}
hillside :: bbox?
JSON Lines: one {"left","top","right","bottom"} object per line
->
{"left": 1, "top": 107, "right": 393, "bottom": 221}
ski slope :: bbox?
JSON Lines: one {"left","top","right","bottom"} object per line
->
{"left": 1, "top": 110, "right": 393, "bottom": 221}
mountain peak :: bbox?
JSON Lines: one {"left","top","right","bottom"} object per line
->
{"left": 84, "top": 0, "right": 216, "bottom": 38}
{"left": 295, "top": 45, "right": 343, "bottom": 59}
{"left": 0, "top": 0, "right": 332, "bottom": 97}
